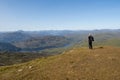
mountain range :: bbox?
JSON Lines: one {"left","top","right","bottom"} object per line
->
{"left": 0, "top": 29, "right": 120, "bottom": 66}
{"left": 0, "top": 29, "right": 120, "bottom": 52}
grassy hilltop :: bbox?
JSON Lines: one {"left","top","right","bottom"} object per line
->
{"left": 0, "top": 46, "right": 120, "bottom": 80}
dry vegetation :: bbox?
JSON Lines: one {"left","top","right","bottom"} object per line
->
{"left": 0, "top": 46, "right": 120, "bottom": 80}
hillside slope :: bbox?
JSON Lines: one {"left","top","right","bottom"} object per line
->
{"left": 0, "top": 46, "right": 120, "bottom": 80}
{"left": 13, "top": 36, "right": 70, "bottom": 51}
{"left": 0, "top": 31, "right": 31, "bottom": 43}
{"left": 0, "top": 42, "right": 21, "bottom": 52}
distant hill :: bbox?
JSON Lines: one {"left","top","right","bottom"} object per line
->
{"left": 13, "top": 36, "right": 71, "bottom": 51}
{"left": 0, "top": 46, "right": 120, "bottom": 80}
{"left": 0, "top": 31, "right": 31, "bottom": 43}
{"left": 0, "top": 42, "right": 21, "bottom": 52}
{"left": 0, "top": 29, "right": 120, "bottom": 45}
{"left": 0, "top": 29, "right": 120, "bottom": 51}
{"left": 0, "top": 47, "right": 68, "bottom": 66}
{"left": 0, "top": 52, "right": 48, "bottom": 66}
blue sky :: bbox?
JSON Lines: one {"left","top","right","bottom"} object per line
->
{"left": 0, "top": 0, "right": 120, "bottom": 31}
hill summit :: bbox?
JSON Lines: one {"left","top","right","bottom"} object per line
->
{"left": 0, "top": 46, "right": 120, "bottom": 80}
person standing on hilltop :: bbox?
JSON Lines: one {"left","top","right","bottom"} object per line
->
{"left": 88, "top": 33, "right": 94, "bottom": 49}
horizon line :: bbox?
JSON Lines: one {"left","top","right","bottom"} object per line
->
{"left": 0, "top": 29, "right": 120, "bottom": 32}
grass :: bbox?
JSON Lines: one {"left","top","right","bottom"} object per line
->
{"left": 0, "top": 46, "right": 120, "bottom": 80}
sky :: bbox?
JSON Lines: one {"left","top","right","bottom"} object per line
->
{"left": 0, "top": 0, "right": 120, "bottom": 31}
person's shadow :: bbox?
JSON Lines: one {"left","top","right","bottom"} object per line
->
{"left": 94, "top": 46, "right": 104, "bottom": 49}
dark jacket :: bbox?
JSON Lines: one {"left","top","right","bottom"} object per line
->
{"left": 88, "top": 35, "right": 94, "bottom": 43}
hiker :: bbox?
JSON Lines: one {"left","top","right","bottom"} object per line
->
{"left": 88, "top": 33, "right": 94, "bottom": 49}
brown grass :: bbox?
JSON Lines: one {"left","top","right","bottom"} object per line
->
{"left": 0, "top": 46, "right": 120, "bottom": 80}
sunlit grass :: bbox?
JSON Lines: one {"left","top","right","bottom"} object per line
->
{"left": 0, "top": 46, "right": 120, "bottom": 80}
